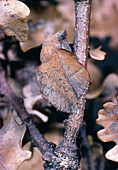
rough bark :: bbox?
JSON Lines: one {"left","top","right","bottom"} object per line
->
{"left": 0, "top": 0, "right": 92, "bottom": 169}
{"left": 43, "top": 0, "right": 92, "bottom": 169}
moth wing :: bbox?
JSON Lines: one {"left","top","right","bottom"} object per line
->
{"left": 37, "top": 50, "right": 90, "bottom": 114}
{"left": 58, "top": 49, "right": 90, "bottom": 97}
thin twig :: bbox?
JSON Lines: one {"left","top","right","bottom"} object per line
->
{"left": 0, "top": 66, "right": 55, "bottom": 155}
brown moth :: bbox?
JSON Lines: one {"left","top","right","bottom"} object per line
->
{"left": 36, "top": 30, "right": 90, "bottom": 114}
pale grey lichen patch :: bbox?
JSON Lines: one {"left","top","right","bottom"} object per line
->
{"left": 109, "top": 123, "right": 117, "bottom": 132}
{"left": 115, "top": 135, "right": 118, "bottom": 141}
{"left": 113, "top": 105, "right": 118, "bottom": 115}
{"left": 107, "top": 112, "right": 114, "bottom": 117}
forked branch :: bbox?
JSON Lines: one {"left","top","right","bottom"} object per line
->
{"left": 43, "top": 0, "right": 92, "bottom": 169}
{"left": 0, "top": 0, "right": 92, "bottom": 169}
{"left": 0, "top": 66, "right": 55, "bottom": 155}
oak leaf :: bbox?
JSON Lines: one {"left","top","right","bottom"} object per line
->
{"left": 96, "top": 102, "right": 118, "bottom": 162}
{"left": 20, "top": 19, "right": 55, "bottom": 52}
{"left": 86, "top": 60, "right": 102, "bottom": 99}
{"left": 36, "top": 30, "right": 90, "bottom": 114}
{"left": 89, "top": 46, "right": 106, "bottom": 61}
{"left": 0, "top": 0, "right": 30, "bottom": 41}
{"left": 18, "top": 142, "right": 44, "bottom": 170}
{"left": 24, "top": 95, "right": 49, "bottom": 122}
{"left": 91, "top": 0, "right": 118, "bottom": 48}
{"left": 100, "top": 73, "right": 118, "bottom": 103}
{"left": 22, "top": 76, "right": 41, "bottom": 98}
{"left": 0, "top": 111, "right": 31, "bottom": 169}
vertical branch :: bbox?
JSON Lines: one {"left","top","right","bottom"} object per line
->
{"left": 46, "top": 0, "right": 92, "bottom": 169}
{"left": 64, "top": 0, "right": 92, "bottom": 143}
{"left": 74, "top": 0, "right": 92, "bottom": 66}
{"left": 0, "top": 0, "right": 92, "bottom": 169}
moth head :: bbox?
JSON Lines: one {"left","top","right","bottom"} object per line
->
{"left": 54, "top": 30, "right": 72, "bottom": 52}
{"left": 54, "top": 30, "right": 67, "bottom": 41}
{"left": 41, "top": 30, "right": 72, "bottom": 63}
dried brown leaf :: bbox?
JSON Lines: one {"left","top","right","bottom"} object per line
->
{"left": 100, "top": 73, "right": 118, "bottom": 102}
{"left": 0, "top": 111, "right": 31, "bottom": 169}
{"left": 22, "top": 76, "right": 41, "bottom": 98}
{"left": 20, "top": 29, "right": 45, "bottom": 52}
{"left": 24, "top": 95, "right": 49, "bottom": 122}
{"left": 86, "top": 60, "right": 102, "bottom": 99}
{"left": 96, "top": 102, "right": 118, "bottom": 162}
{"left": 91, "top": 0, "right": 118, "bottom": 48}
{"left": 18, "top": 142, "right": 44, "bottom": 170}
{"left": 22, "top": 75, "right": 49, "bottom": 122}
{"left": 0, "top": 0, "right": 30, "bottom": 41}
{"left": 20, "top": 20, "right": 55, "bottom": 52}
{"left": 19, "top": 0, "right": 75, "bottom": 51}
{"left": 36, "top": 31, "right": 90, "bottom": 114}
{"left": 15, "top": 62, "right": 38, "bottom": 86}
{"left": 89, "top": 46, "right": 106, "bottom": 61}
{"left": 44, "top": 128, "right": 63, "bottom": 147}
{"left": 56, "top": 0, "right": 75, "bottom": 43}
{"left": 8, "top": 77, "right": 22, "bottom": 96}
{"left": 7, "top": 44, "right": 21, "bottom": 61}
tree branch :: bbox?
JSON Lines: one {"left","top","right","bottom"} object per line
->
{"left": 0, "top": 66, "right": 55, "bottom": 155}
{"left": 44, "top": 0, "right": 92, "bottom": 169}
{"left": 0, "top": 0, "right": 92, "bottom": 168}
{"left": 74, "top": 0, "right": 92, "bottom": 66}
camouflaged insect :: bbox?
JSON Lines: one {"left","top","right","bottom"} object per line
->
{"left": 36, "top": 30, "right": 90, "bottom": 114}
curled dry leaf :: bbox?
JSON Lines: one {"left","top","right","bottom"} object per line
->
{"left": 91, "top": 0, "right": 118, "bottom": 48}
{"left": 24, "top": 95, "right": 49, "bottom": 122}
{"left": 89, "top": 46, "right": 106, "bottom": 61}
{"left": 36, "top": 30, "right": 90, "bottom": 114}
{"left": 20, "top": 29, "right": 45, "bottom": 52}
{"left": 96, "top": 102, "right": 118, "bottom": 162}
{"left": 22, "top": 77, "right": 50, "bottom": 122}
{"left": 44, "top": 127, "right": 63, "bottom": 147}
{"left": 20, "top": 20, "right": 55, "bottom": 52}
{"left": 0, "top": 0, "right": 30, "bottom": 41}
{"left": 100, "top": 73, "right": 118, "bottom": 103}
{"left": 7, "top": 43, "right": 21, "bottom": 61}
{"left": 8, "top": 77, "right": 22, "bottom": 96}
{"left": 18, "top": 142, "right": 44, "bottom": 170}
{"left": 15, "top": 62, "right": 38, "bottom": 86}
{"left": 86, "top": 60, "right": 102, "bottom": 99}
{"left": 0, "top": 111, "right": 31, "bottom": 170}
{"left": 19, "top": 0, "right": 75, "bottom": 51}
{"left": 22, "top": 76, "right": 41, "bottom": 98}
{"left": 56, "top": 0, "right": 75, "bottom": 43}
